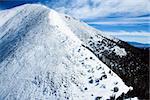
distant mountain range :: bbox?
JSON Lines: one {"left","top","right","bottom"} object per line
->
{"left": 128, "top": 41, "right": 150, "bottom": 48}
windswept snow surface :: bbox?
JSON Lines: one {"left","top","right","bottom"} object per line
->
{"left": 0, "top": 4, "right": 131, "bottom": 100}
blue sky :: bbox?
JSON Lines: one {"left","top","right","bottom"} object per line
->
{"left": 0, "top": 0, "right": 150, "bottom": 44}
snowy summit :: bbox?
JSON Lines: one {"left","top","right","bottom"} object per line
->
{"left": 0, "top": 4, "right": 136, "bottom": 100}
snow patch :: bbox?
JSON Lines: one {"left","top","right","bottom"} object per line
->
{"left": 111, "top": 46, "right": 127, "bottom": 57}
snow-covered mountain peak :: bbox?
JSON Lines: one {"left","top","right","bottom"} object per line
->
{"left": 48, "top": 8, "right": 82, "bottom": 45}
{"left": 0, "top": 4, "right": 133, "bottom": 100}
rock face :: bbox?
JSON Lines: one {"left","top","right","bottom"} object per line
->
{"left": 0, "top": 4, "right": 131, "bottom": 100}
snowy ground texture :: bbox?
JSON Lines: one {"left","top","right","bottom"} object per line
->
{"left": 0, "top": 4, "right": 134, "bottom": 100}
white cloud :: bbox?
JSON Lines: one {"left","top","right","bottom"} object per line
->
{"left": 88, "top": 21, "right": 149, "bottom": 25}
{"left": 87, "top": 17, "right": 150, "bottom": 25}
{"left": 105, "top": 31, "right": 150, "bottom": 36}
{"left": 103, "top": 31, "right": 150, "bottom": 44}
{"left": 53, "top": 0, "right": 150, "bottom": 19}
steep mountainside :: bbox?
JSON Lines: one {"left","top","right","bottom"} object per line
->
{"left": 0, "top": 4, "right": 131, "bottom": 100}
{"left": 61, "top": 13, "right": 149, "bottom": 99}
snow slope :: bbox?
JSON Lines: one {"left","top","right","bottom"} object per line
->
{"left": 61, "top": 10, "right": 149, "bottom": 99}
{"left": 0, "top": 4, "right": 131, "bottom": 100}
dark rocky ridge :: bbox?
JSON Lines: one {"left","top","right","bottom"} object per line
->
{"left": 84, "top": 35, "right": 149, "bottom": 99}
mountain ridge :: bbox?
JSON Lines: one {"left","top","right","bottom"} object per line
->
{"left": 0, "top": 4, "right": 149, "bottom": 99}
{"left": 59, "top": 5, "right": 149, "bottom": 99}
{"left": 0, "top": 4, "right": 132, "bottom": 100}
